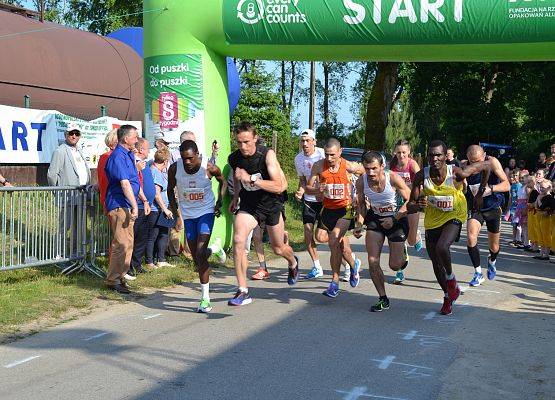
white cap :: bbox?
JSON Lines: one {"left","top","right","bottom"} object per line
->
{"left": 300, "top": 128, "right": 315, "bottom": 139}
{"left": 154, "top": 132, "right": 170, "bottom": 143}
{"left": 65, "top": 122, "right": 81, "bottom": 133}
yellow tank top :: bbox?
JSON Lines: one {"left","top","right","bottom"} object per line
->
{"left": 423, "top": 165, "right": 467, "bottom": 230}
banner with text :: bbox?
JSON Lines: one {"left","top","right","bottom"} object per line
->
{"left": 0, "top": 105, "right": 142, "bottom": 167}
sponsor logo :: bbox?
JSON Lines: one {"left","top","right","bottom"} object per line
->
{"left": 237, "top": 0, "right": 306, "bottom": 25}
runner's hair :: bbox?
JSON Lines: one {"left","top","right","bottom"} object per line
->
{"left": 234, "top": 121, "right": 257, "bottom": 137}
{"left": 180, "top": 139, "right": 198, "bottom": 153}
{"left": 429, "top": 140, "right": 447, "bottom": 155}
{"left": 390, "top": 139, "right": 412, "bottom": 170}
{"left": 362, "top": 151, "right": 384, "bottom": 165}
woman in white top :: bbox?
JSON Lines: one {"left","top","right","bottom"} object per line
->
{"left": 354, "top": 151, "right": 411, "bottom": 312}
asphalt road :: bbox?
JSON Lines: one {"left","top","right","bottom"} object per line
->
{"left": 0, "top": 223, "right": 553, "bottom": 400}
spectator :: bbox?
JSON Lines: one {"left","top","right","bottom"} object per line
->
{"left": 129, "top": 138, "right": 157, "bottom": 276}
{"left": 504, "top": 158, "right": 517, "bottom": 178}
{"left": 97, "top": 129, "right": 118, "bottom": 213}
{"left": 0, "top": 171, "right": 13, "bottom": 187}
{"left": 176, "top": 130, "right": 220, "bottom": 165}
{"left": 153, "top": 132, "right": 179, "bottom": 164}
{"left": 446, "top": 148, "right": 461, "bottom": 167}
{"left": 147, "top": 148, "right": 175, "bottom": 268}
{"left": 546, "top": 143, "right": 555, "bottom": 181}
{"left": 517, "top": 160, "right": 529, "bottom": 176}
{"left": 536, "top": 152, "right": 548, "bottom": 171}
{"left": 104, "top": 125, "right": 150, "bottom": 294}
{"left": 47, "top": 123, "right": 91, "bottom": 255}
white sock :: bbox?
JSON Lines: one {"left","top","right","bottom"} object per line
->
{"left": 446, "top": 273, "right": 455, "bottom": 280}
{"left": 201, "top": 283, "right": 210, "bottom": 301}
{"left": 313, "top": 259, "right": 322, "bottom": 271}
{"left": 239, "top": 286, "right": 248, "bottom": 294}
{"left": 475, "top": 266, "right": 482, "bottom": 274}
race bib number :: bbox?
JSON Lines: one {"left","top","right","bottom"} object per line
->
{"left": 428, "top": 195, "right": 454, "bottom": 212}
{"left": 371, "top": 203, "right": 395, "bottom": 216}
{"left": 396, "top": 171, "right": 412, "bottom": 185}
{"left": 241, "top": 173, "right": 262, "bottom": 192}
{"left": 325, "top": 183, "right": 346, "bottom": 200}
{"left": 183, "top": 188, "right": 205, "bottom": 202}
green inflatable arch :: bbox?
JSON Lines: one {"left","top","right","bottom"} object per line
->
{"left": 143, "top": 0, "right": 555, "bottom": 244}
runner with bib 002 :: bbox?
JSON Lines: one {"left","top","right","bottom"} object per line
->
{"left": 407, "top": 141, "right": 490, "bottom": 316}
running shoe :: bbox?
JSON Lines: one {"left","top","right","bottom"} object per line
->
{"left": 414, "top": 230, "right": 424, "bottom": 252}
{"left": 487, "top": 258, "right": 497, "bottom": 280}
{"left": 209, "top": 238, "right": 227, "bottom": 263}
{"left": 340, "top": 264, "right": 350, "bottom": 282}
{"left": 305, "top": 266, "right": 324, "bottom": 280}
{"left": 123, "top": 273, "right": 137, "bottom": 281}
{"left": 287, "top": 256, "right": 300, "bottom": 286}
{"left": 393, "top": 270, "right": 405, "bottom": 285}
{"left": 349, "top": 257, "right": 361, "bottom": 288}
{"left": 469, "top": 272, "right": 485, "bottom": 287}
{"left": 446, "top": 278, "right": 461, "bottom": 302}
{"left": 370, "top": 298, "right": 390, "bottom": 312}
{"left": 440, "top": 297, "right": 452, "bottom": 315}
{"left": 197, "top": 298, "right": 213, "bottom": 313}
{"left": 323, "top": 281, "right": 340, "bottom": 298}
{"left": 228, "top": 290, "right": 253, "bottom": 306}
{"left": 251, "top": 268, "right": 269, "bottom": 280}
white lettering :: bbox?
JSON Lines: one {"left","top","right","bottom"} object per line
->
{"left": 454, "top": 0, "right": 463, "bottom": 22}
{"left": 421, "top": 0, "right": 445, "bottom": 23}
{"left": 389, "top": 0, "right": 418, "bottom": 24}
{"left": 374, "top": 0, "right": 382, "bottom": 24}
{"left": 343, "top": 0, "right": 366, "bottom": 25}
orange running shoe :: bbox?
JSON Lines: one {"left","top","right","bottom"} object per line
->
{"left": 251, "top": 268, "right": 269, "bottom": 280}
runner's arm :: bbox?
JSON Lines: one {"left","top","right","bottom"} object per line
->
{"left": 252, "top": 149, "right": 287, "bottom": 194}
{"left": 306, "top": 160, "right": 323, "bottom": 195}
{"left": 207, "top": 164, "right": 227, "bottom": 216}
{"left": 346, "top": 160, "right": 365, "bottom": 176}
{"left": 168, "top": 163, "right": 178, "bottom": 214}
{"left": 489, "top": 157, "right": 510, "bottom": 194}
{"left": 355, "top": 176, "right": 367, "bottom": 226}
{"left": 406, "top": 170, "right": 424, "bottom": 214}
{"left": 390, "top": 172, "right": 410, "bottom": 217}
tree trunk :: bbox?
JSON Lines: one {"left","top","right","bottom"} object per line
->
{"left": 281, "top": 61, "right": 287, "bottom": 112}
{"left": 365, "top": 62, "right": 399, "bottom": 150}
{"left": 323, "top": 62, "right": 330, "bottom": 126}
{"left": 484, "top": 63, "right": 500, "bottom": 104}
{"left": 287, "top": 62, "right": 296, "bottom": 114}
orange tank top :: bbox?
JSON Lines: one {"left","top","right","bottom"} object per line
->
{"left": 320, "top": 158, "right": 351, "bottom": 209}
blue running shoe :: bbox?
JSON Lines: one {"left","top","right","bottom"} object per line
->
{"left": 323, "top": 281, "right": 340, "bottom": 298}
{"left": 414, "top": 231, "right": 424, "bottom": 253}
{"left": 487, "top": 258, "right": 496, "bottom": 280}
{"left": 393, "top": 270, "right": 405, "bottom": 285}
{"left": 305, "top": 266, "right": 323, "bottom": 280}
{"left": 287, "top": 256, "right": 300, "bottom": 286}
{"left": 228, "top": 290, "right": 253, "bottom": 306}
{"left": 349, "top": 258, "right": 361, "bottom": 288}
{"left": 469, "top": 272, "right": 485, "bottom": 287}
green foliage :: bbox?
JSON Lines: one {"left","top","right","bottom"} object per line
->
{"left": 65, "top": 0, "right": 142, "bottom": 35}
{"left": 231, "top": 62, "right": 297, "bottom": 175}
{"left": 0, "top": 0, "right": 23, "bottom": 6}
{"left": 385, "top": 95, "right": 420, "bottom": 156}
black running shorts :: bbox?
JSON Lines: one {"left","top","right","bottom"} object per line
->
{"left": 302, "top": 200, "right": 323, "bottom": 225}
{"left": 468, "top": 207, "right": 502, "bottom": 234}
{"left": 318, "top": 206, "right": 355, "bottom": 232}
{"left": 425, "top": 219, "right": 463, "bottom": 244}
{"left": 364, "top": 213, "right": 409, "bottom": 243}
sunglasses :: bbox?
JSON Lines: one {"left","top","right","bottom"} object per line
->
{"left": 67, "top": 131, "right": 81, "bottom": 137}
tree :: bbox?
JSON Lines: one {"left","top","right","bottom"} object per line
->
{"left": 315, "top": 62, "right": 348, "bottom": 140}
{"left": 231, "top": 62, "right": 297, "bottom": 175}
{"left": 384, "top": 94, "right": 420, "bottom": 156}
{"left": 65, "top": 0, "right": 142, "bottom": 35}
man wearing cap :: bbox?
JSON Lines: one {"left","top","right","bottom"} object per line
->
{"left": 153, "top": 132, "right": 179, "bottom": 164}
{"left": 294, "top": 129, "right": 326, "bottom": 278}
{"left": 47, "top": 122, "right": 91, "bottom": 257}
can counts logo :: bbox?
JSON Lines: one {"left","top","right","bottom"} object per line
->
{"left": 237, "top": 0, "right": 306, "bottom": 25}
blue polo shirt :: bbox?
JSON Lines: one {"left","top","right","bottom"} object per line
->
{"left": 139, "top": 166, "right": 156, "bottom": 210}
{"left": 105, "top": 144, "right": 140, "bottom": 212}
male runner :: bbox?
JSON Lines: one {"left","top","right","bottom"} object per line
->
{"left": 168, "top": 140, "right": 227, "bottom": 313}
{"left": 464, "top": 145, "right": 509, "bottom": 286}
{"left": 228, "top": 122, "right": 300, "bottom": 306}
{"left": 294, "top": 129, "right": 326, "bottom": 279}
{"left": 354, "top": 151, "right": 411, "bottom": 311}
{"left": 306, "top": 138, "right": 364, "bottom": 298}
{"left": 407, "top": 141, "right": 489, "bottom": 315}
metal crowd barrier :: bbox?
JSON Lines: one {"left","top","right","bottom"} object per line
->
{"left": 0, "top": 186, "right": 110, "bottom": 277}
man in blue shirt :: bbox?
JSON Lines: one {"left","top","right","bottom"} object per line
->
{"left": 129, "top": 137, "right": 157, "bottom": 276}
{"left": 105, "top": 125, "right": 150, "bottom": 293}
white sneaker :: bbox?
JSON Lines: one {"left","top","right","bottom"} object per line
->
{"left": 209, "top": 238, "right": 227, "bottom": 263}
{"left": 123, "top": 273, "right": 137, "bottom": 281}
{"left": 340, "top": 263, "right": 350, "bottom": 282}
{"left": 156, "top": 261, "right": 175, "bottom": 268}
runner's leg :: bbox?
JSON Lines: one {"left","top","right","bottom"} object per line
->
{"left": 366, "top": 230, "right": 386, "bottom": 297}
{"left": 233, "top": 212, "right": 258, "bottom": 290}
{"left": 328, "top": 219, "right": 352, "bottom": 283}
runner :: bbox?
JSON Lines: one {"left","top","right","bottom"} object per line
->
{"left": 407, "top": 140, "right": 490, "bottom": 315}
{"left": 168, "top": 140, "right": 227, "bottom": 313}
{"left": 228, "top": 122, "right": 300, "bottom": 306}
{"left": 354, "top": 151, "right": 411, "bottom": 312}
{"left": 306, "top": 138, "right": 364, "bottom": 298}
{"left": 464, "top": 145, "right": 510, "bottom": 286}
{"left": 389, "top": 139, "right": 424, "bottom": 284}
{"left": 294, "top": 128, "right": 326, "bottom": 279}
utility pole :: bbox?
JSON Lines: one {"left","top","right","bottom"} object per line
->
{"left": 40, "top": 0, "right": 44, "bottom": 22}
{"left": 308, "top": 61, "right": 316, "bottom": 130}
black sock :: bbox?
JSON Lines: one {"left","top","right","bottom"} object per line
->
{"left": 379, "top": 295, "right": 389, "bottom": 302}
{"left": 467, "top": 245, "right": 481, "bottom": 268}
{"left": 260, "top": 261, "right": 267, "bottom": 270}
{"left": 489, "top": 250, "right": 499, "bottom": 262}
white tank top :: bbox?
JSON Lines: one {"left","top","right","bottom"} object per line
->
{"left": 363, "top": 172, "right": 398, "bottom": 216}
{"left": 176, "top": 157, "right": 215, "bottom": 220}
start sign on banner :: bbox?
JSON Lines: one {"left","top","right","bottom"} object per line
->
{"left": 0, "top": 105, "right": 142, "bottom": 167}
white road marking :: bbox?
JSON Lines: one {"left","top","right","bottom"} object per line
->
{"left": 335, "top": 387, "right": 409, "bottom": 400}
{"left": 371, "top": 356, "right": 433, "bottom": 371}
{"left": 423, "top": 312, "right": 436, "bottom": 320}
{"left": 401, "top": 331, "right": 418, "bottom": 340}
{"left": 83, "top": 332, "right": 109, "bottom": 341}
{"left": 4, "top": 355, "right": 40, "bottom": 368}
{"left": 143, "top": 313, "right": 162, "bottom": 320}
{"left": 463, "top": 287, "right": 501, "bottom": 294}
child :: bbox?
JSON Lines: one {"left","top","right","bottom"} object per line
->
{"left": 506, "top": 170, "right": 522, "bottom": 246}
{"left": 535, "top": 180, "right": 553, "bottom": 261}
{"left": 514, "top": 173, "right": 533, "bottom": 250}
{"left": 526, "top": 170, "right": 546, "bottom": 253}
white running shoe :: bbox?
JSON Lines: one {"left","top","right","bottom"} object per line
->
{"left": 340, "top": 263, "right": 350, "bottom": 282}
{"left": 209, "top": 238, "right": 227, "bottom": 263}
{"left": 123, "top": 273, "right": 137, "bottom": 281}
{"left": 156, "top": 261, "right": 175, "bottom": 268}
